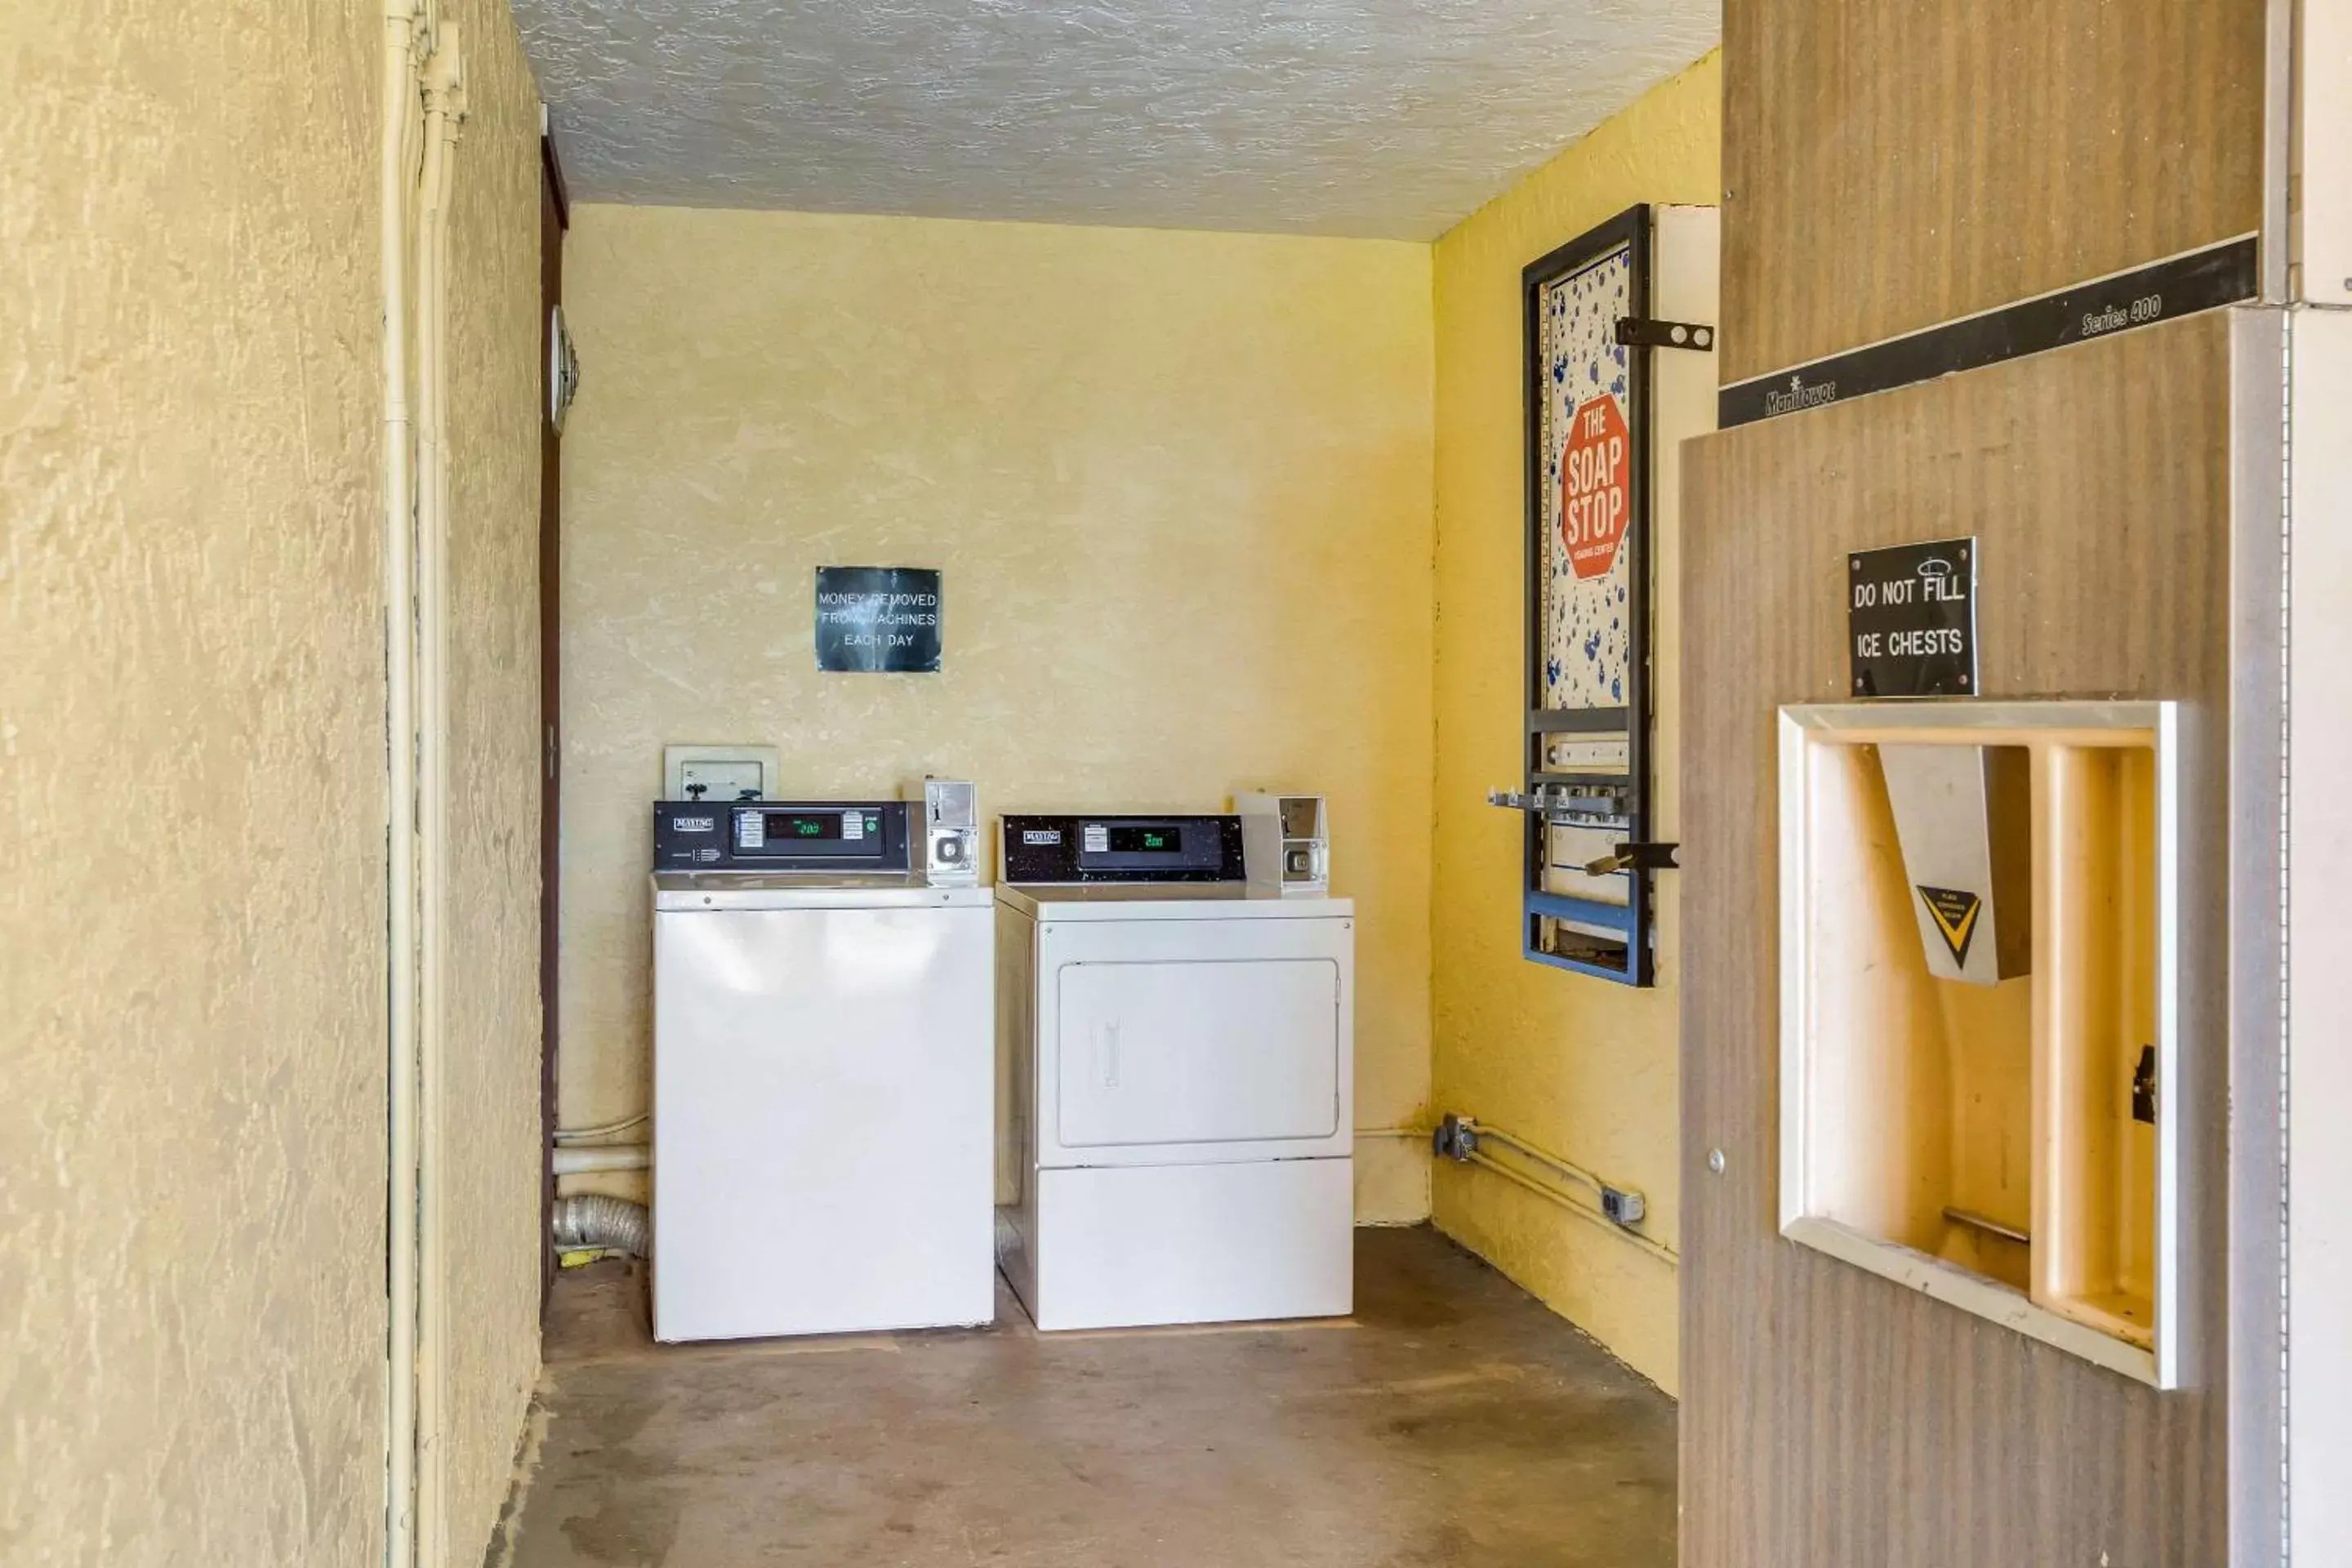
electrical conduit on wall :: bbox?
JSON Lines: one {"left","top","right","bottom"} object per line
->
{"left": 1438, "top": 1118, "right": 1678, "bottom": 1268}
{"left": 380, "top": 7, "right": 421, "bottom": 1561}
{"left": 381, "top": 4, "right": 466, "bottom": 1565}
{"left": 412, "top": 28, "right": 465, "bottom": 1568}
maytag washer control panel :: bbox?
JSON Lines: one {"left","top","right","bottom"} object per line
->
{"left": 999, "top": 814, "right": 1245, "bottom": 884}
{"left": 654, "top": 800, "right": 911, "bottom": 873}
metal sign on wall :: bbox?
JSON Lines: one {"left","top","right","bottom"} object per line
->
{"left": 1847, "top": 537, "right": 1977, "bottom": 697}
{"left": 814, "top": 567, "right": 942, "bottom": 673}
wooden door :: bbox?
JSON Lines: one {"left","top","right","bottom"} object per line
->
{"left": 537, "top": 135, "right": 566, "bottom": 1316}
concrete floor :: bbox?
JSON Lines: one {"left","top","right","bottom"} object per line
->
{"left": 495, "top": 1226, "right": 1675, "bottom": 1567}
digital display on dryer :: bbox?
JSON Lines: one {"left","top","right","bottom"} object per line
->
{"left": 1107, "top": 826, "right": 1181, "bottom": 853}
{"left": 766, "top": 813, "right": 842, "bottom": 840}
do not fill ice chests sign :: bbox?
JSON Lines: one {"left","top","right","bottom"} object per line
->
{"left": 1847, "top": 538, "right": 1976, "bottom": 698}
{"left": 815, "top": 567, "right": 942, "bottom": 673}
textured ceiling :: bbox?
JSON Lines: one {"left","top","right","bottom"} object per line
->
{"left": 514, "top": 0, "right": 1719, "bottom": 239}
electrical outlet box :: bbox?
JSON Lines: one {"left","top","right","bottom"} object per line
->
{"left": 1433, "top": 1113, "right": 1479, "bottom": 1162}
{"left": 663, "top": 745, "right": 781, "bottom": 804}
{"left": 1601, "top": 1187, "right": 1646, "bottom": 1227}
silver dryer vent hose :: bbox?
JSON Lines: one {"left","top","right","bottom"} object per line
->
{"left": 550, "top": 1193, "right": 648, "bottom": 1257}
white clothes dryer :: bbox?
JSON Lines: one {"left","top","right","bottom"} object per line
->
{"left": 994, "top": 814, "right": 1354, "bottom": 1331}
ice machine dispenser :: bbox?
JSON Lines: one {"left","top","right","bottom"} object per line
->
{"left": 1777, "top": 701, "right": 2182, "bottom": 1388}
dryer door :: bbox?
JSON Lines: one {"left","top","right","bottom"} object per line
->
{"left": 1037, "top": 913, "right": 1353, "bottom": 1168}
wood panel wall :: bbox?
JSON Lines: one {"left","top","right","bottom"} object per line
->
{"left": 1678, "top": 313, "right": 2247, "bottom": 1567}
{"left": 1719, "top": 0, "right": 2269, "bottom": 382}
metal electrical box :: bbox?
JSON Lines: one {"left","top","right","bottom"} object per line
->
{"left": 662, "top": 744, "right": 781, "bottom": 804}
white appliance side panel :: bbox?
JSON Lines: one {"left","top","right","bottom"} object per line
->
{"left": 653, "top": 903, "right": 996, "bottom": 1342}
{"left": 994, "top": 901, "right": 1040, "bottom": 1313}
{"left": 2290, "top": 306, "right": 2352, "bottom": 1567}
{"left": 1056, "top": 959, "right": 1339, "bottom": 1148}
{"left": 1030, "top": 1159, "right": 1355, "bottom": 1330}
{"left": 1036, "top": 913, "right": 1353, "bottom": 1168}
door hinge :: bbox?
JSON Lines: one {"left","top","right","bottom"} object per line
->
{"left": 1615, "top": 317, "right": 1715, "bottom": 351}
{"left": 1580, "top": 841, "right": 1681, "bottom": 875}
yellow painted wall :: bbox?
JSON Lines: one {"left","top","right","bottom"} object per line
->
{"left": 434, "top": 2, "right": 552, "bottom": 1561}
{"left": 558, "top": 206, "right": 1436, "bottom": 1222}
{"left": 1429, "top": 52, "right": 1721, "bottom": 1392}
{"left": 0, "top": 2, "right": 546, "bottom": 1561}
{"left": 0, "top": 3, "right": 387, "bottom": 1561}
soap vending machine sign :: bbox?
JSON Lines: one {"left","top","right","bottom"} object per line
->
{"left": 1517, "top": 205, "right": 1659, "bottom": 987}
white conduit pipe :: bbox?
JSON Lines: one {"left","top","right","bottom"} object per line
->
{"left": 1466, "top": 1123, "right": 1608, "bottom": 1198}
{"left": 380, "top": 5, "right": 421, "bottom": 1564}
{"left": 552, "top": 1111, "right": 648, "bottom": 1146}
{"left": 552, "top": 1145, "right": 650, "bottom": 1175}
{"left": 410, "top": 33, "right": 463, "bottom": 1568}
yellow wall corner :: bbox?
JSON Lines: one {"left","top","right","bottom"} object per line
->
{"left": 1428, "top": 50, "right": 1722, "bottom": 1395}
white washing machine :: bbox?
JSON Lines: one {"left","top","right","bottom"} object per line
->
{"left": 651, "top": 795, "right": 994, "bottom": 1342}
{"left": 994, "top": 813, "right": 1354, "bottom": 1331}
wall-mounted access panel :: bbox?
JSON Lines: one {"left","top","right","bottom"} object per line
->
{"left": 662, "top": 744, "right": 781, "bottom": 804}
{"left": 1778, "top": 700, "right": 2183, "bottom": 1387}
{"left": 1235, "top": 791, "right": 1329, "bottom": 896}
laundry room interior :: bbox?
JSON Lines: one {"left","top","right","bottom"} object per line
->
{"left": 12, "top": 0, "right": 2350, "bottom": 1566}
{"left": 530, "top": 46, "right": 1719, "bottom": 1555}
{"left": 550, "top": 64, "right": 1715, "bottom": 1348}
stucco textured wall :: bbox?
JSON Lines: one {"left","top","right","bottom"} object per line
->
{"left": 1429, "top": 51, "right": 1720, "bottom": 1392}
{"left": 434, "top": 2, "right": 549, "bottom": 1561}
{"left": 0, "top": 2, "right": 546, "bottom": 1561}
{"left": 559, "top": 205, "right": 1436, "bottom": 1223}
{"left": 0, "top": 3, "right": 390, "bottom": 1562}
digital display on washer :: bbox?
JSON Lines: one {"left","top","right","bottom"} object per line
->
{"left": 999, "top": 813, "right": 1245, "bottom": 883}
{"left": 655, "top": 800, "right": 909, "bottom": 871}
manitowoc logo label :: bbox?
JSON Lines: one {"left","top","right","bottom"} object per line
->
{"left": 1764, "top": 374, "right": 1839, "bottom": 416}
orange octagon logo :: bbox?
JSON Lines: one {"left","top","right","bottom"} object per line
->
{"left": 1559, "top": 393, "right": 1629, "bottom": 581}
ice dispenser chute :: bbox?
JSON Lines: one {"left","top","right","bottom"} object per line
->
{"left": 1777, "top": 701, "right": 2182, "bottom": 1388}
{"left": 1877, "top": 743, "right": 2032, "bottom": 986}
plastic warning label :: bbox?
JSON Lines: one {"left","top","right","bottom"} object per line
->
{"left": 1916, "top": 885, "right": 1984, "bottom": 968}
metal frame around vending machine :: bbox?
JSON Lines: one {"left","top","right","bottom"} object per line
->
{"left": 1505, "top": 203, "right": 1699, "bottom": 987}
